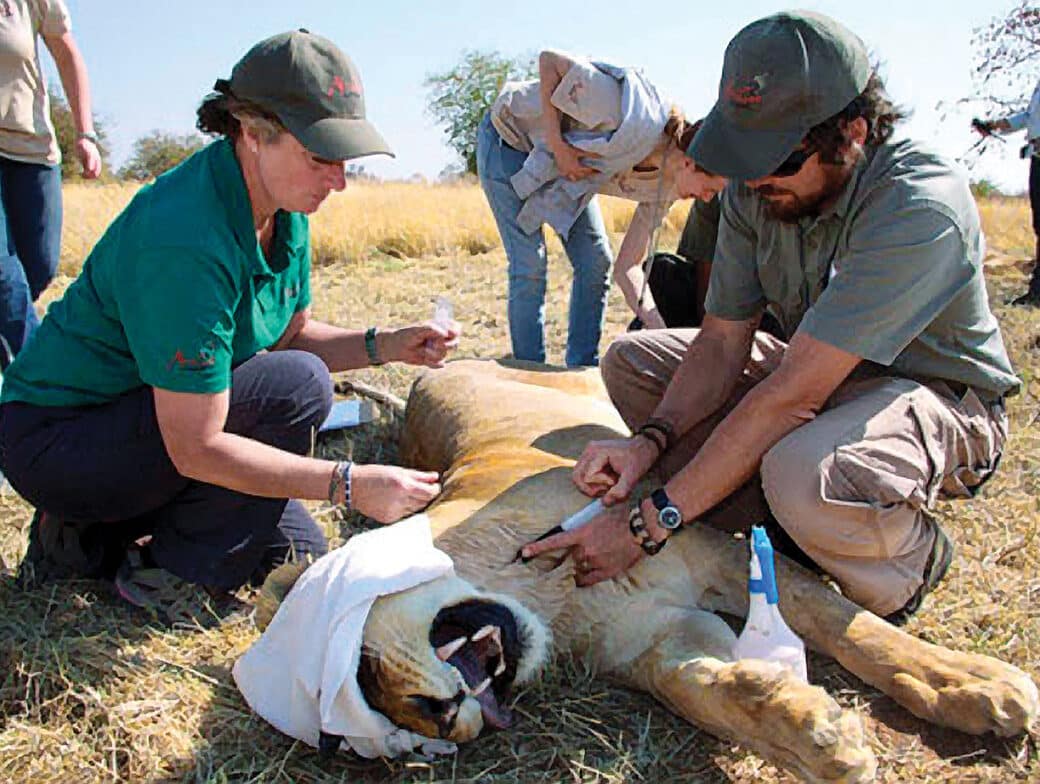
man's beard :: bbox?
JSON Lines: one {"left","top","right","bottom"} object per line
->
{"left": 756, "top": 165, "right": 852, "bottom": 224}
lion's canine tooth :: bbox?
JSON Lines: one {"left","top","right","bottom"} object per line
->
{"left": 494, "top": 657, "right": 506, "bottom": 677}
{"left": 436, "top": 636, "right": 467, "bottom": 661}
{"left": 471, "top": 625, "right": 496, "bottom": 642}
{"left": 471, "top": 677, "right": 492, "bottom": 697}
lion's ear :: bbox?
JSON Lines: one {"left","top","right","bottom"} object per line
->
{"left": 254, "top": 561, "right": 310, "bottom": 631}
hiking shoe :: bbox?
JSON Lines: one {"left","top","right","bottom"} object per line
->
{"left": 114, "top": 548, "right": 249, "bottom": 628}
{"left": 884, "top": 520, "right": 955, "bottom": 626}
{"left": 17, "top": 509, "right": 110, "bottom": 589}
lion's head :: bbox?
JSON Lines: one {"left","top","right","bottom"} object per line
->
{"left": 357, "top": 574, "right": 550, "bottom": 743}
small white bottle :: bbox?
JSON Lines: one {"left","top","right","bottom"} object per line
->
{"left": 432, "top": 295, "right": 453, "bottom": 327}
{"left": 732, "top": 525, "right": 808, "bottom": 682}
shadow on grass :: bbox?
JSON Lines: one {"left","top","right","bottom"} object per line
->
{"left": 182, "top": 652, "right": 735, "bottom": 784}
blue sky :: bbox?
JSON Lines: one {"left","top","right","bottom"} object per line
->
{"left": 52, "top": 0, "right": 1036, "bottom": 191}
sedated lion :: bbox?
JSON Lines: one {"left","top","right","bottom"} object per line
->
{"left": 258, "top": 359, "right": 1038, "bottom": 783}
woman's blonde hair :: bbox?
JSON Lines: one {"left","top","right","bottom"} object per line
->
{"left": 662, "top": 105, "right": 702, "bottom": 153}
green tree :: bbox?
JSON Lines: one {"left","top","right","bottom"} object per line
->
{"left": 424, "top": 50, "right": 535, "bottom": 174}
{"left": 119, "top": 131, "right": 205, "bottom": 180}
{"left": 48, "top": 87, "right": 109, "bottom": 179}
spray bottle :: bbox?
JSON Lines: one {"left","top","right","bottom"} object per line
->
{"left": 732, "top": 525, "right": 808, "bottom": 682}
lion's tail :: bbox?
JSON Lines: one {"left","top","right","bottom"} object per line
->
{"left": 254, "top": 561, "right": 310, "bottom": 631}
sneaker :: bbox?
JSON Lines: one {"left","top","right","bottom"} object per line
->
{"left": 884, "top": 520, "right": 955, "bottom": 626}
{"left": 114, "top": 548, "right": 249, "bottom": 628}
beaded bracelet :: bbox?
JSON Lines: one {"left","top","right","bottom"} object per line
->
{"left": 328, "top": 460, "right": 354, "bottom": 508}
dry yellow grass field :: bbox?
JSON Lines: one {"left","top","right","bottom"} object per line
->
{"left": 1, "top": 182, "right": 1038, "bottom": 783}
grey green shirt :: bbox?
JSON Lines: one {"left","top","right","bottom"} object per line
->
{"left": 706, "top": 138, "right": 1020, "bottom": 402}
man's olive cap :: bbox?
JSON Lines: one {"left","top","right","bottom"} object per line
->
{"left": 222, "top": 29, "right": 393, "bottom": 161}
{"left": 687, "top": 11, "right": 870, "bottom": 180}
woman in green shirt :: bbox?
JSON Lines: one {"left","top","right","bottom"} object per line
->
{"left": 0, "top": 31, "right": 459, "bottom": 623}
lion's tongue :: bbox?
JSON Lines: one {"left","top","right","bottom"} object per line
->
{"left": 449, "top": 649, "right": 513, "bottom": 729}
{"left": 475, "top": 686, "right": 512, "bottom": 729}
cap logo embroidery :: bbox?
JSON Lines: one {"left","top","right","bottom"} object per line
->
{"left": 327, "top": 75, "right": 362, "bottom": 98}
{"left": 724, "top": 74, "right": 768, "bottom": 109}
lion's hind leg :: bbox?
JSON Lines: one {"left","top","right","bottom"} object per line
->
{"left": 617, "top": 610, "right": 877, "bottom": 784}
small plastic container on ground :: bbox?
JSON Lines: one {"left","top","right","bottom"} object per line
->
{"left": 732, "top": 525, "right": 808, "bottom": 682}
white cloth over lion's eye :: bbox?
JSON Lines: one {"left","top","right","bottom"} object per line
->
{"left": 232, "top": 514, "right": 458, "bottom": 759}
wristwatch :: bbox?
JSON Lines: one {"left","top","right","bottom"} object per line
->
{"left": 77, "top": 131, "right": 100, "bottom": 145}
{"left": 650, "top": 487, "right": 683, "bottom": 531}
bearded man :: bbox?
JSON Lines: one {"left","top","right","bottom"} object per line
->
{"left": 522, "top": 11, "right": 1020, "bottom": 624}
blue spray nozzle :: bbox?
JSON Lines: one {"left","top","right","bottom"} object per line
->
{"left": 749, "top": 525, "right": 779, "bottom": 604}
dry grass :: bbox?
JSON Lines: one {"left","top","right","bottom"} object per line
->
{"left": 2, "top": 185, "right": 1038, "bottom": 783}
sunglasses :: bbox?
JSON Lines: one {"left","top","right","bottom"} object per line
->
{"left": 770, "top": 146, "right": 814, "bottom": 178}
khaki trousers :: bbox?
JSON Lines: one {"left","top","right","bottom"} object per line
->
{"left": 601, "top": 329, "right": 1007, "bottom": 616}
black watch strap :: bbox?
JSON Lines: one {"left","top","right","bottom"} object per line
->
{"left": 650, "top": 487, "right": 672, "bottom": 512}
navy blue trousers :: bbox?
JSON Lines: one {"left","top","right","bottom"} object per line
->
{"left": 0, "top": 350, "right": 332, "bottom": 589}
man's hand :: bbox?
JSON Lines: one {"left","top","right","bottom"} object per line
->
{"left": 384, "top": 321, "right": 460, "bottom": 368}
{"left": 350, "top": 464, "right": 442, "bottom": 523}
{"left": 519, "top": 502, "right": 644, "bottom": 585}
{"left": 76, "top": 136, "right": 102, "bottom": 179}
{"left": 551, "top": 141, "right": 601, "bottom": 181}
{"left": 972, "top": 118, "right": 995, "bottom": 136}
{"left": 572, "top": 435, "right": 659, "bottom": 504}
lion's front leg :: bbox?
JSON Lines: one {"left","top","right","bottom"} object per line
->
{"left": 616, "top": 610, "right": 877, "bottom": 784}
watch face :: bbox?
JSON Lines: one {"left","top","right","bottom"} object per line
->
{"left": 659, "top": 505, "right": 683, "bottom": 530}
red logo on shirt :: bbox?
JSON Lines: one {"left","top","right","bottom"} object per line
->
{"left": 167, "top": 343, "right": 217, "bottom": 371}
{"left": 0, "top": 2, "right": 12, "bottom": 17}
{"left": 327, "top": 75, "right": 362, "bottom": 98}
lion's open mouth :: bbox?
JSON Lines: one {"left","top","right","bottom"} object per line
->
{"left": 430, "top": 599, "right": 520, "bottom": 730}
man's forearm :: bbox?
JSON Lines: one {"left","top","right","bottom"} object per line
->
{"left": 664, "top": 378, "right": 815, "bottom": 521}
{"left": 649, "top": 325, "right": 753, "bottom": 438}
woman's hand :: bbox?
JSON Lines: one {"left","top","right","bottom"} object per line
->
{"left": 384, "top": 321, "right": 461, "bottom": 368}
{"left": 519, "top": 502, "right": 644, "bottom": 585}
{"left": 349, "top": 464, "right": 442, "bottom": 523}
{"left": 572, "top": 435, "right": 659, "bottom": 504}
{"left": 76, "top": 136, "right": 102, "bottom": 179}
{"left": 551, "top": 141, "right": 601, "bottom": 181}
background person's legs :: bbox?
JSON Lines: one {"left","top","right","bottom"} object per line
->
{"left": 0, "top": 158, "right": 60, "bottom": 357}
{"left": 560, "top": 198, "right": 612, "bottom": 367}
{"left": 477, "top": 115, "right": 549, "bottom": 363}
{"left": 1013, "top": 153, "right": 1040, "bottom": 305}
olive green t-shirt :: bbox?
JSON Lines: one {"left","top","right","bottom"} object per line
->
{"left": 0, "top": 0, "right": 70, "bottom": 164}
{"left": 676, "top": 193, "right": 720, "bottom": 263}
{"left": 706, "top": 138, "right": 1019, "bottom": 402}
{"left": 1, "top": 138, "right": 312, "bottom": 407}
